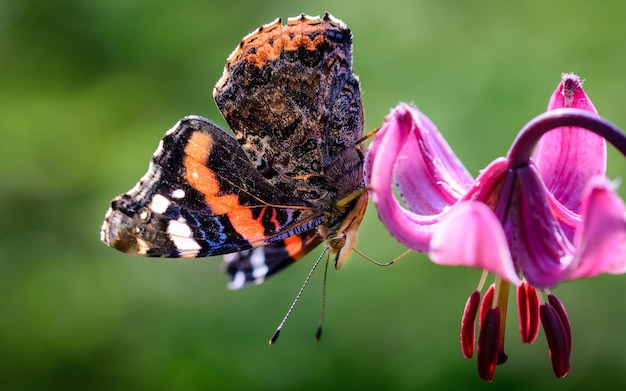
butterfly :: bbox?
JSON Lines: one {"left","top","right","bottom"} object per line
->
{"left": 101, "top": 13, "right": 366, "bottom": 294}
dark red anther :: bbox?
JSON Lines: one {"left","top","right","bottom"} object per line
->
{"left": 540, "top": 302, "right": 571, "bottom": 378}
{"left": 479, "top": 284, "right": 495, "bottom": 327}
{"left": 461, "top": 289, "right": 481, "bottom": 359}
{"left": 477, "top": 307, "right": 501, "bottom": 382}
{"left": 547, "top": 294, "right": 571, "bottom": 354}
{"left": 497, "top": 351, "right": 508, "bottom": 365}
{"left": 517, "top": 281, "right": 540, "bottom": 343}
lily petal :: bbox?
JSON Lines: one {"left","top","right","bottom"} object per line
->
{"left": 567, "top": 177, "right": 626, "bottom": 279}
{"left": 533, "top": 73, "right": 605, "bottom": 213}
{"left": 392, "top": 104, "right": 473, "bottom": 214}
{"left": 429, "top": 201, "right": 521, "bottom": 285}
{"left": 507, "top": 165, "right": 574, "bottom": 288}
{"left": 546, "top": 190, "right": 581, "bottom": 242}
{"left": 365, "top": 105, "right": 441, "bottom": 251}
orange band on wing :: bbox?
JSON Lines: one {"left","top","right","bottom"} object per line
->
{"left": 283, "top": 234, "right": 304, "bottom": 259}
{"left": 183, "top": 132, "right": 268, "bottom": 242}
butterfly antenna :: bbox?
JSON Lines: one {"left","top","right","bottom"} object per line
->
{"left": 352, "top": 247, "right": 412, "bottom": 266}
{"left": 269, "top": 247, "right": 328, "bottom": 345}
{"left": 315, "top": 251, "right": 332, "bottom": 341}
{"left": 356, "top": 126, "right": 381, "bottom": 144}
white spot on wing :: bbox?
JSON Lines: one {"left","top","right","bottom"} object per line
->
{"left": 228, "top": 271, "right": 246, "bottom": 290}
{"left": 172, "top": 189, "right": 185, "bottom": 199}
{"left": 168, "top": 218, "right": 192, "bottom": 236}
{"left": 150, "top": 194, "right": 171, "bottom": 214}
{"left": 136, "top": 238, "right": 149, "bottom": 255}
{"left": 250, "top": 248, "right": 269, "bottom": 279}
{"left": 167, "top": 219, "right": 201, "bottom": 257}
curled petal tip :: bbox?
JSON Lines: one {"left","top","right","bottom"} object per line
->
{"left": 365, "top": 103, "right": 476, "bottom": 252}
{"left": 549, "top": 73, "right": 596, "bottom": 113}
{"left": 364, "top": 104, "right": 433, "bottom": 252}
{"left": 393, "top": 106, "right": 472, "bottom": 214}
{"left": 535, "top": 73, "right": 605, "bottom": 212}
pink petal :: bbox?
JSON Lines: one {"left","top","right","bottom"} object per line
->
{"left": 567, "top": 177, "right": 626, "bottom": 279}
{"left": 507, "top": 165, "right": 574, "bottom": 288}
{"left": 545, "top": 190, "right": 581, "bottom": 242}
{"left": 364, "top": 105, "right": 441, "bottom": 251}
{"left": 533, "top": 73, "right": 606, "bottom": 213}
{"left": 393, "top": 105, "right": 473, "bottom": 214}
{"left": 464, "top": 158, "right": 510, "bottom": 205}
{"left": 429, "top": 201, "right": 521, "bottom": 285}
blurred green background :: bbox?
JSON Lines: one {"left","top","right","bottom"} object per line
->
{"left": 2, "top": 0, "right": 626, "bottom": 389}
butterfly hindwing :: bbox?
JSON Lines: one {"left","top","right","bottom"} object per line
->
{"left": 223, "top": 229, "right": 323, "bottom": 289}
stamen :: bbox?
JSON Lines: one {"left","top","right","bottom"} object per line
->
{"left": 461, "top": 289, "right": 481, "bottom": 359}
{"left": 540, "top": 301, "right": 571, "bottom": 378}
{"left": 461, "top": 271, "right": 493, "bottom": 359}
{"left": 479, "top": 284, "right": 495, "bottom": 328}
{"left": 547, "top": 294, "right": 571, "bottom": 353}
{"left": 517, "top": 281, "right": 540, "bottom": 343}
{"left": 492, "top": 277, "right": 510, "bottom": 365}
{"left": 477, "top": 307, "right": 502, "bottom": 382}
{"left": 477, "top": 269, "right": 489, "bottom": 291}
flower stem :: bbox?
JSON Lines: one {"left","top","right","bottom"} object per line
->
{"left": 507, "top": 108, "right": 626, "bottom": 168}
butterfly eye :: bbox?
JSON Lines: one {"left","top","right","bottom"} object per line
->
{"left": 327, "top": 234, "right": 346, "bottom": 254}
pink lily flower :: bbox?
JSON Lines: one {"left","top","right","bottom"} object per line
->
{"left": 364, "top": 74, "right": 626, "bottom": 381}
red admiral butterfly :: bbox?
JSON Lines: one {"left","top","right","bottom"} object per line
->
{"left": 101, "top": 14, "right": 366, "bottom": 310}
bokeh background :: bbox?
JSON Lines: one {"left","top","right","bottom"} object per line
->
{"left": 2, "top": 0, "right": 626, "bottom": 389}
